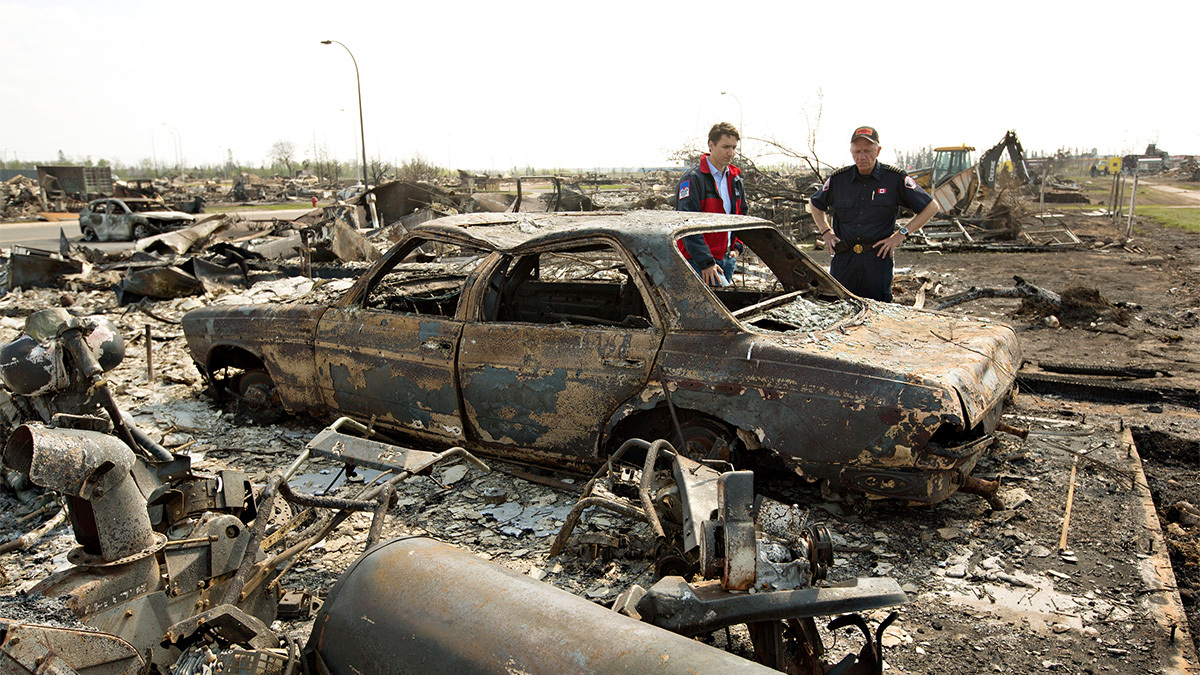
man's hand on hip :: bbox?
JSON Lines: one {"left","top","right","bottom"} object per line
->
{"left": 821, "top": 230, "right": 838, "bottom": 255}
{"left": 873, "top": 232, "right": 905, "bottom": 259}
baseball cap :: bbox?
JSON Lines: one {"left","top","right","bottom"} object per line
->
{"left": 850, "top": 126, "right": 880, "bottom": 144}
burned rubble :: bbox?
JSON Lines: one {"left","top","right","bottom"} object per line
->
{"left": 0, "top": 171, "right": 1197, "bottom": 674}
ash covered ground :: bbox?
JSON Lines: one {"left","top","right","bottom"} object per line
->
{"left": 0, "top": 212, "right": 1196, "bottom": 674}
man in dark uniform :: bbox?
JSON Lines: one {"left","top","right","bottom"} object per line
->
{"left": 809, "top": 126, "right": 939, "bottom": 302}
{"left": 675, "top": 122, "right": 747, "bottom": 286}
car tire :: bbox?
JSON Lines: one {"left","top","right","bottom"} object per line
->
{"left": 82, "top": 227, "right": 97, "bottom": 242}
{"left": 133, "top": 223, "right": 151, "bottom": 240}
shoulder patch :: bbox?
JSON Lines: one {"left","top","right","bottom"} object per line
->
{"left": 880, "top": 163, "right": 905, "bottom": 174}
{"left": 830, "top": 165, "right": 853, "bottom": 177}
{"left": 678, "top": 180, "right": 690, "bottom": 200}
{"left": 904, "top": 175, "right": 918, "bottom": 190}
{"left": 820, "top": 177, "right": 831, "bottom": 191}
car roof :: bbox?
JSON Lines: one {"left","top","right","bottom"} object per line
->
{"left": 408, "top": 210, "right": 771, "bottom": 251}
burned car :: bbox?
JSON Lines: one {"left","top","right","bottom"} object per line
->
{"left": 78, "top": 197, "right": 195, "bottom": 242}
{"left": 183, "top": 211, "right": 1020, "bottom": 502}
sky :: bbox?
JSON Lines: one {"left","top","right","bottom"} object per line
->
{"left": 2, "top": 0, "right": 1197, "bottom": 175}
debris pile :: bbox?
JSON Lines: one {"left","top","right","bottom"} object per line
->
{"left": 0, "top": 178, "right": 1197, "bottom": 672}
{"left": 1, "top": 175, "right": 42, "bottom": 220}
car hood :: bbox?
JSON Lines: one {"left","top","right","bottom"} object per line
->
{"left": 747, "top": 300, "right": 1020, "bottom": 428}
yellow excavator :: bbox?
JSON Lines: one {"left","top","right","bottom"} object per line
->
{"left": 910, "top": 131, "right": 1035, "bottom": 215}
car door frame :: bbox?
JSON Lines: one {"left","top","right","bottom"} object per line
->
{"left": 313, "top": 233, "right": 497, "bottom": 446}
{"left": 456, "top": 234, "right": 666, "bottom": 465}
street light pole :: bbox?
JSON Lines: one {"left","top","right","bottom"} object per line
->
{"left": 720, "top": 91, "right": 743, "bottom": 140}
{"left": 161, "top": 123, "right": 182, "bottom": 181}
{"left": 322, "top": 40, "right": 369, "bottom": 191}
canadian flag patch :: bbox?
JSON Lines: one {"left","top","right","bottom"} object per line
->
{"left": 877, "top": 188, "right": 887, "bottom": 195}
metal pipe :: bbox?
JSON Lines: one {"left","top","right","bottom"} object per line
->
{"left": 4, "top": 425, "right": 157, "bottom": 562}
{"left": 144, "top": 325, "right": 153, "bottom": 382}
{"left": 639, "top": 439, "right": 673, "bottom": 541}
{"left": 548, "top": 495, "right": 648, "bottom": 557}
{"left": 119, "top": 411, "right": 173, "bottom": 462}
{"left": 366, "top": 483, "right": 395, "bottom": 548}
{"left": 307, "top": 536, "right": 779, "bottom": 674}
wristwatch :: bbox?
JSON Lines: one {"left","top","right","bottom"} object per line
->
{"left": 897, "top": 226, "right": 909, "bottom": 237}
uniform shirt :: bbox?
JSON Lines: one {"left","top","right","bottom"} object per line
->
{"left": 809, "top": 162, "right": 933, "bottom": 242}
{"left": 706, "top": 156, "right": 732, "bottom": 214}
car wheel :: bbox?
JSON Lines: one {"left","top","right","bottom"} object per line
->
{"left": 81, "top": 227, "right": 97, "bottom": 242}
{"left": 133, "top": 223, "right": 150, "bottom": 240}
{"left": 677, "top": 417, "right": 737, "bottom": 464}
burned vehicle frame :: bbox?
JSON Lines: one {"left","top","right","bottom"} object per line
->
{"left": 78, "top": 197, "right": 195, "bottom": 242}
{"left": 184, "top": 211, "right": 1020, "bottom": 503}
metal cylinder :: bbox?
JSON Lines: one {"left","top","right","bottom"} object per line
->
{"left": 0, "top": 335, "right": 66, "bottom": 396}
{"left": 308, "top": 536, "right": 777, "bottom": 675}
{"left": 4, "top": 425, "right": 156, "bottom": 562}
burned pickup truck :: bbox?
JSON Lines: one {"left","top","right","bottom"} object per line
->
{"left": 183, "top": 211, "right": 1020, "bottom": 502}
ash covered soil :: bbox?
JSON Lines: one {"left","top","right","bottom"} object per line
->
{"left": 0, "top": 212, "right": 1197, "bottom": 674}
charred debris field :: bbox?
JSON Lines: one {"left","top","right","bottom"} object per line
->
{"left": 0, "top": 193, "right": 1198, "bottom": 673}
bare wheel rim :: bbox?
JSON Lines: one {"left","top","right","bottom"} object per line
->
{"left": 237, "top": 370, "right": 278, "bottom": 411}
{"left": 677, "top": 418, "right": 734, "bottom": 463}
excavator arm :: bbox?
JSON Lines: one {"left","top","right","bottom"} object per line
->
{"left": 979, "top": 130, "right": 1035, "bottom": 188}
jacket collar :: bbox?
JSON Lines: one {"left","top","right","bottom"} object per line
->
{"left": 700, "top": 153, "right": 740, "bottom": 178}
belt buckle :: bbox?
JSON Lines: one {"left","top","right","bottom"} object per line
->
{"left": 852, "top": 243, "right": 864, "bottom": 254}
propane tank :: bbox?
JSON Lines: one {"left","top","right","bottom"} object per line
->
{"left": 308, "top": 536, "right": 777, "bottom": 674}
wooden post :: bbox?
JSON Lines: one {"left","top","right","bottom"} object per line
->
{"left": 1125, "top": 171, "right": 1139, "bottom": 241}
{"left": 1058, "top": 455, "right": 1079, "bottom": 552}
{"left": 1108, "top": 171, "right": 1120, "bottom": 219}
{"left": 1114, "top": 172, "right": 1126, "bottom": 224}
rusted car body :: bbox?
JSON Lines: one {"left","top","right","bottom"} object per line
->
{"left": 78, "top": 197, "right": 195, "bottom": 242}
{"left": 183, "top": 211, "right": 1020, "bottom": 502}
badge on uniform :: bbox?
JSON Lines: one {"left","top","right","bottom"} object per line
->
{"left": 679, "top": 180, "right": 690, "bottom": 199}
{"left": 904, "top": 176, "right": 917, "bottom": 190}
{"left": 821, "top": 178, "right": 831, "bottom": 191}
{"left": 878, "top": 188, "right": 887, "bottom": 195}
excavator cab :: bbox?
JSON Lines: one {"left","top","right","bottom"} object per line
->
{"left": 911, "top": 145, "right": 976, "bottom": 191}
{"left": 932, "top": 145, "right": 976, "bottom": 186}
{"left": 909, "top": 145, "right": 980, "bottom": 215}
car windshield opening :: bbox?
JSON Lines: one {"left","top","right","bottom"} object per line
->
{"left": 678, "top": 227, "right": 859, "bottom": 333}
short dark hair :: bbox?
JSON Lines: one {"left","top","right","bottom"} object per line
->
{"left": 708, "top": 122, "right": 740, "bottom": 145}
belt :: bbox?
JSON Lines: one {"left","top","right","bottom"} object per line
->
{"left": 833, "top": 237, "right": 880, "bottom": 255}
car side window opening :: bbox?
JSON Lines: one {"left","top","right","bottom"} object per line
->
{"left": 362, "top": 240, "right": 489, "bottom": 317}
{"left": 490, "top": 244, "right": 654, "bottom": 329}
{"left": 682, "top": 228, "right": 860, "bottom": 334}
